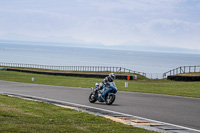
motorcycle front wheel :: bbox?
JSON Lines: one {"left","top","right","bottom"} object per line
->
{"left": 105, "top": 95, "right": 115, "bottom": 105}
{"left": 89, "top": 92, "right": 97, "bottom": 103}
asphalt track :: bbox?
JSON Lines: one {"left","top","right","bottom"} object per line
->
{"left": 0, "top": 80, "right": 200, "bottom": 131}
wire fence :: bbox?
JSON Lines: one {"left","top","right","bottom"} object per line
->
{"left": 163, "top": 66, "right": 200, "bottom": 78}
{"left": 0, "top": 62, "right": 146, "bottom": 77}
{"left": 146, "top": 73, "right": 163, "bottom": 79}
{"left": 2, "top": 62, "right": 200, "bottom": 79}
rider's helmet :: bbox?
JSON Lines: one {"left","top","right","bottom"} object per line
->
{"left": 109, "top": 73, "right": 116, "bottom": 81}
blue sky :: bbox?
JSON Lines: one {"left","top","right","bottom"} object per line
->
{"left": 0, "top": 0, "right": 200, "bottom": 50}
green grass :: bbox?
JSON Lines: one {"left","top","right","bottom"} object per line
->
{"left": 0, "top": 95, "right": 153, "bottom": 133}
{"left": 0, "top": 71, "right": 200, "bottom": 98}
{"left": 122, "top": 79, "right": 200, "bottom": 98}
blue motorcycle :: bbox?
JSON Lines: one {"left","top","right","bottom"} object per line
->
{"left": 89, "top": 83, "right": 117, "bottom": 105}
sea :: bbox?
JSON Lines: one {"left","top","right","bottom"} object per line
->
{"left": 0, "top": 43, "right": 200, "bottom": 79}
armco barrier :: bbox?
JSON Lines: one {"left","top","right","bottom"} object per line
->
{"left": 6, "top": 68, "right": 136, "bottom": 80}
{"left": 167, "top": 75, "right": 200, "bottom": 81}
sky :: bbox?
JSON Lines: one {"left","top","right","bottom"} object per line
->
{"left": 0, "top": 0, "right": 200, "bottom": 50}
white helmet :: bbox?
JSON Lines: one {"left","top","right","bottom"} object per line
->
{"left": 109, "top": 73, "right": 116, "bottom": 80}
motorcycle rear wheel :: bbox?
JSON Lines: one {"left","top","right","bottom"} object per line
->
{"left": 89, "top": 92, "right": 97, "bottom": 103}
{"left": 105, "top": 95, "right": 115, "bottom": 105}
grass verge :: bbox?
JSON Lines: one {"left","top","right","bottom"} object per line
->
{"left": 0, "top": 95, "right": 153, "bottom": 133}
{"left": 0, "top": 71, "right": 200, "bottom": 98}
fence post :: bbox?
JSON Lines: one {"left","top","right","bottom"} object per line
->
{"left": 184, "top": 66, "right": 185, "bottom": 73}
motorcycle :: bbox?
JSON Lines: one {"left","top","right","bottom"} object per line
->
{"left": 89, "top": 83, "right": 117, "bottom": 105}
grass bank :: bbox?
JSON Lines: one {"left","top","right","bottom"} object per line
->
{"left": 0, "top": 71, "right": 200, "bottom": 98}
{"left": 0, "top": 95, "right": 152, "bottom": 133}
{"left": 3, "top": 67, "right": 148, "bottom": 80}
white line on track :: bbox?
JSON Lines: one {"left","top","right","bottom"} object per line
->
{"left": 1, "top": 92, "right": 200, "bottom": 133}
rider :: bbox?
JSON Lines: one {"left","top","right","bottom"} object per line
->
{"left": 98, "top": 73, "right": 117, "bottom": 90}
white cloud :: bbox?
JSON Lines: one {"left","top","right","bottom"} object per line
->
{"left": 0, "top": 0, "right": 200, "bottom": 50}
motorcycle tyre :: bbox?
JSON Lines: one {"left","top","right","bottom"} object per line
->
{"left": 89, "top": 92, "right": 97, "bottom": 103}
{"left": 105, "top": 95, "right": 115, "bottom": 105}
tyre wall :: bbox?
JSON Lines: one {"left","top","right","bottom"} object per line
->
{"left": 167, "top": 75, "right": 200, "bottom": 81}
